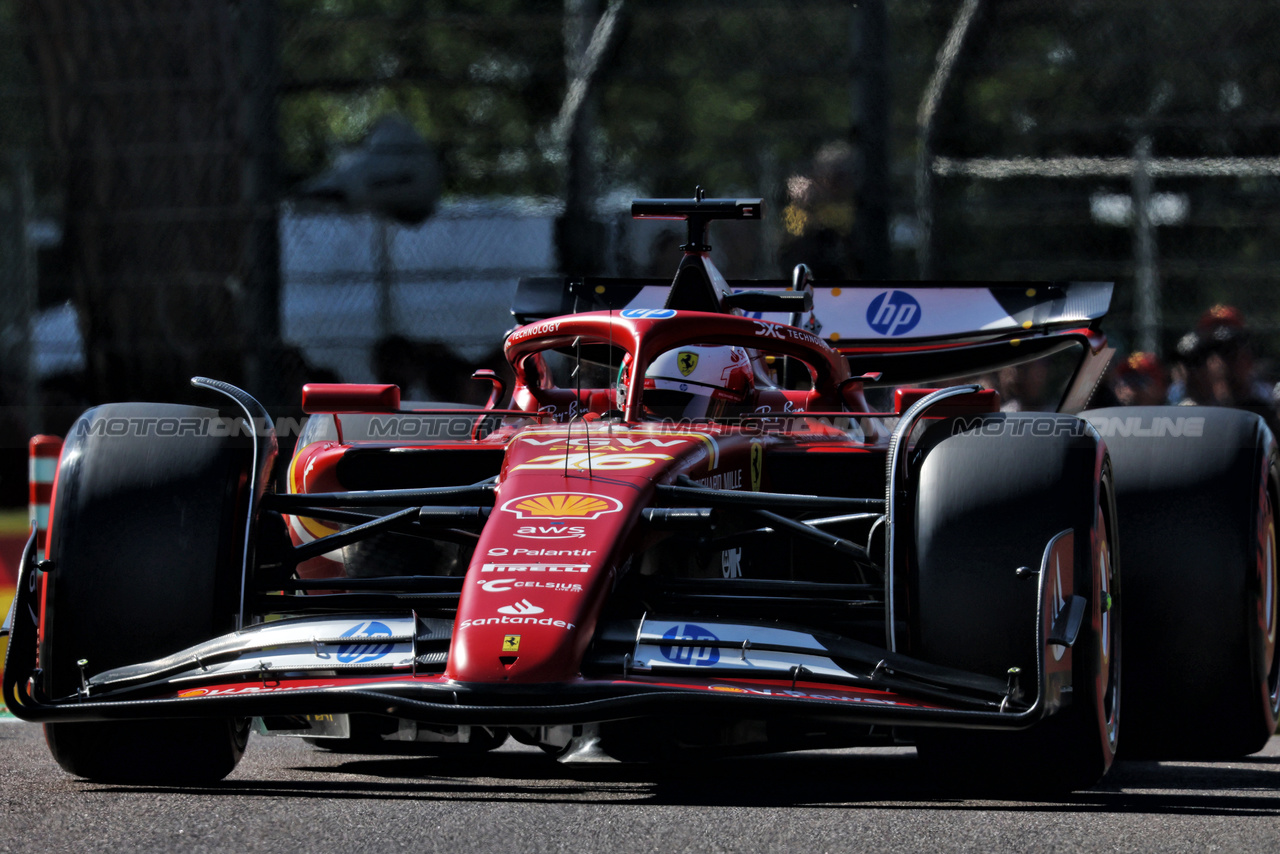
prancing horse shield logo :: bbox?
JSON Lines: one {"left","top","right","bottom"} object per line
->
{"left": 677, "top": 352, "right": 698, "bottom": 376}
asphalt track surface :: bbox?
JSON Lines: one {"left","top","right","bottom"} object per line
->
{"left": 2, "top": 721, "right": 1279, "bottom": 854}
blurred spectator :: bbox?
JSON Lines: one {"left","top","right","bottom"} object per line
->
{"left": 1165, "top": 360, "right": 1187, "bottom": 406}
{"left": 1174, "top": 304, "right": 1278, "bottom": 432}
{"left": 1174, "top": 306, "right": 1268, "bottom": 404}
{"left": 778, "top": 142, "right": 859, "bottom": 280}
{"left": 1111, "top": 351, "right": 1169, "bottom": 406}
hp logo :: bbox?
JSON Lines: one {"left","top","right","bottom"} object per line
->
{"left": 658, "top": 624, "right": 720, "bottom": 667}
{"left": 336, "top": 620, "right": 395, "bottom": 664}
{"left": 621, "top": 308, "right": 676, "bottom": 319}
{"left": 867, "top": 291, "right": 922, "bottom": 337}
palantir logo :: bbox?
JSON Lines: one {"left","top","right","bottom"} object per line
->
{"left": 867, "top": 290, "right": 922, "bottom": 336}
{"left": 336, "top": 620, "right": 395, "bottom": 664}
{"left": 659, "top": 624, "right": 720, "bottom": 666}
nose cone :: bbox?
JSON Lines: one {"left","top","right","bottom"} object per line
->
{"left": 447, "top": 602, "right": 590, "bottom": 683}
{"left": 446, "top": 494, "right": 623, "bottom": 684}
{"left": 447, "top": 556, "right": 605, "bottom": 682}
{"left": 445, "top": 426, "right": 705, "bottom": 683}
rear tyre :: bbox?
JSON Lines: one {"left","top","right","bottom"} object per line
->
{"left": 41, "top": 403, "right": 252, "bottom": 784}
{"left": 910, "top": 413, "right": 1120, "bottom": 794}
{"left": 1083, "top": 406, "right": 1280, "bottom": 759}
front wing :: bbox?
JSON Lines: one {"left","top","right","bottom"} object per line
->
{"left": 4, "top": 532, "right": 1079, "bottom": 733}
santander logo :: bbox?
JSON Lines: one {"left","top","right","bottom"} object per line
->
{"left": 497, "top": 599, "right": 544, "bottom": 616}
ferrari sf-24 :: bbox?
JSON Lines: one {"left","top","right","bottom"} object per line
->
{"left": 4, "top": 194, "right": 1277, "bottom": 793}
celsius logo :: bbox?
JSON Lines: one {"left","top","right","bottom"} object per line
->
{"left": 336, "top": 620, "right": 395, "bottom": 664}
{"left": 867, "top": 290, "right": 921, "bottom": 336}
{"left": 659, "top": 623, "right": 720, "bottom": 666}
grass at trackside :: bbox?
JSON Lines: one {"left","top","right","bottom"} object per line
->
{"left": 0, "top": 633, "right": 8, "bottom": 718}
{"left": 0, "top": 509, "right": 29, "bottom": 537}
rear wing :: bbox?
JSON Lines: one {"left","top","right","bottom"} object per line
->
{"left": 512, "top": 277, "right": 1112, "bottom": 346}
{"left": 514, "top": 193, "right": 1115, "bottom": 410}
{"left": 512, "top": 277, "right": 1115, "bottom": 411}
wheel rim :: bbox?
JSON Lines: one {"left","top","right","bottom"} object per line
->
{"left": 1261, "top": 486, "right": 1279, "bottom": 718}
{"left": 1097, "top": 504, "right": 1120, "bottom": 751}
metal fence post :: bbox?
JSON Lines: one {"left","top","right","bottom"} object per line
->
{"left": 1132, "top": 135, "right": 1161, "bottom": 357}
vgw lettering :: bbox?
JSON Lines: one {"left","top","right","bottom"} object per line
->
{"left": 514, "top": 452, "right": 672, "bottom": 471}
{"left": 521, "top": 436, "right": 687, "bottom": 448}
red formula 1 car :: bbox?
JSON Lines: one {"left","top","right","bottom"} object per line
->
{"left": 4, "top": 195, "right": 1277, "bottom": 793}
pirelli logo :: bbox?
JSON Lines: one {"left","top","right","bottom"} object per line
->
{"left": 480, "top": 564, "right": 590, "bottom": 573}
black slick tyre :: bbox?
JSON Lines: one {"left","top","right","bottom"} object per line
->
{"left": 1083, "top": 406, "right": 1280, "bottom": 759}
{"left": 909, "top": 413, "right": 1120, "bottom": 794}
{"left": 41, "top": 403, "right": 252, "bottom": 784}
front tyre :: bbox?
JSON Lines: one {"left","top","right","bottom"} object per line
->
{"left": 41, "top": 403, "right": 252, "bottom": 784}
{"left": 44, "top": 719, "right": 250, "bottom": 785}
{"left": 910, "top": 413, "right": 1120, "bottom": 794}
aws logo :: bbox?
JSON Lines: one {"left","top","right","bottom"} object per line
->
{"left": 515, "top": 524, "right": 587, "bottom": 540}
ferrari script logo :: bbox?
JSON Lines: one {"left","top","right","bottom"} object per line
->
{"left": 677, "top": 351, "right": 699, "bottom": 376}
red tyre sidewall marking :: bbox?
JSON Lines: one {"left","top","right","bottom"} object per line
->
{"left": 1258, "top": 470, "right": 1278, "bottom": 722}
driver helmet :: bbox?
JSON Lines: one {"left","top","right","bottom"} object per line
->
{"left": 634, "top": 345, "right": 754, "bottom": 419}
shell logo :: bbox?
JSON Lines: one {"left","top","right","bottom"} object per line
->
{"left": 501, "top": 492, "right": 623, "bottom": 520}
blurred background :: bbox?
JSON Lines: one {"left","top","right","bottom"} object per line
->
{"left": 3, "top": 0, "right": 1280, "bottom": 506}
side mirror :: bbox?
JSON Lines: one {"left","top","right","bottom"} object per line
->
{"left": 302, "top": 383, "right": 401, "bottom": 414}
{"left": 470, "top": 369, "right": 506, "bottom": 410}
